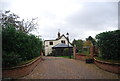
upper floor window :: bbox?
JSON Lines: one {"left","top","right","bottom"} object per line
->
{"left": 49, "top": 41, "right": 53, "bottom": 45}
{"left": 61, "top": 40, "right": 65, "bottom": 44}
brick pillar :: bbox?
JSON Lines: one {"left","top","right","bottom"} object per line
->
{"left": 73, "top": 47, "right": 76, "bottom": 59}
{"left": 90, "top": 46, "right": 95, "bottom": 58}
{"left": 41, "top": 50, "right": 43, "bottom": 56}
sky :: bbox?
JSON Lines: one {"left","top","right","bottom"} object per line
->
{"left": 0, "top": 0, "right": 119, "bottom": 41}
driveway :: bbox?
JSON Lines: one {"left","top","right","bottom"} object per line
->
{"left": 22, "top": 56, "right": 119, "bottom": 79}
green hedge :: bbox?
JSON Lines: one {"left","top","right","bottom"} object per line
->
{"left": 2, "top": 25, "right": 42, "bottom": 67}
{"left": 95, "top": 30, "right": 120, "bottom": 60}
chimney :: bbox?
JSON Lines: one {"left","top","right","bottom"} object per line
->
{"left": 58, "top": 32, "right": 60, "bottom": 38}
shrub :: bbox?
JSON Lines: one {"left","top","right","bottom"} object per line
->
{"left": 63, "top": 48, "right": 69, "bottom": 56}
{"left": 2, "top": 25, "right": 42, "bottom": 68}
{"left": 2, "top": 51, "right": 21, "bottom": 67}
{"left": 95, "top": 30, "right": 120, "bottom": 60}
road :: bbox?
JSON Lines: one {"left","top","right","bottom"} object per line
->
{"left": 22, "top": 56, "right": 119, "bottom": 79}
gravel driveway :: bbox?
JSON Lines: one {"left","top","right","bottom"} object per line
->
{"left": 22, "top": 56, "right": 119, "bottom": 79}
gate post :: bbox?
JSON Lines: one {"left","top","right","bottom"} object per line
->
{"left": 73, "top": 46, "right": 76, "bottom": 59}
{"left": 90, "top": 46, "right": 95, "bottom": 58}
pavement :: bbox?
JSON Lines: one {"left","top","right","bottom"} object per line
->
{"left": 22, "top": 56, "right": 119, "bottom": 79}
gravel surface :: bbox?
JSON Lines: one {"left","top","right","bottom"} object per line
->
{"left": 22, "top": 56, "right": 119, "bottom": 79}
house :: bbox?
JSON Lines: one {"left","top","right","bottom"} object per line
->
{"left": 44, "top": 32, "right": 73, "bottom": 56}
{"left": 52, "top": 43, "right": 73, "bottom": 56}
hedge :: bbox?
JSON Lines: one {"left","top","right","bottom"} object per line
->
{"left": 2, "top": 25, "right": 42, "bottom": 68}
{"left": 95, "top": 30, "right": 120, "bottom": 60}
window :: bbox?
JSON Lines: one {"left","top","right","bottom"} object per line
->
{"left": 61, "top": 40, "right": 65, "bottom": 44}
{"left": 49, "top": 41, "right": 53, "bottom": 45}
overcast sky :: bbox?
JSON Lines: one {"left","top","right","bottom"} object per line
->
{"left": 0, "top": 0, "right": 119, "bottom": 41}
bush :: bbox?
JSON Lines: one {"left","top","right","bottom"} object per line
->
{"left": 2, "top": 25, "right": 42, "bottom": 68}
{"left": 63, "top": 48, "right": 69, "bottom": 56}
{"left": 95, "top": 30, "right": 120, "bottom": 60}
{"left": 2, "top": 51, "right": 21, "bottom": 67}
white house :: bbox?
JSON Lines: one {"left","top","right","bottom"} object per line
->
{"left": 44, "top": 32, "right": 71, "bottom": 56}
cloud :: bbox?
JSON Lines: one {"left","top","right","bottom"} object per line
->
{"left": 59, "top": 2, "right": 118, "bottom": 40}
{"left": 0, "top": 0, "right": 12, "bottom": 10}
{"left": 65, "top": 2, "right": 118, "bottom": 31}
{"left": 1, "top": 0, "right": 118, "bottom": 41}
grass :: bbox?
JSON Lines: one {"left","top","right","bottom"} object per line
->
{"left": 57, "top": 56, "right": 74, "bottom": 59}
{"left": 94, "top": 57, "right": 120, "bottom": 63}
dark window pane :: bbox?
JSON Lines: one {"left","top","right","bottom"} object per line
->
{"left": 50, "top": 41, "right": 53, "bottom": 45}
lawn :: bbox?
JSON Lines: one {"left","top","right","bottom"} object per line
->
{"left": 57, "top": 56, "right": 74, "bottom": 59}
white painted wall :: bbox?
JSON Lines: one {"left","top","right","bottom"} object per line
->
{"left": 44, "top": 36, "right": 68, "bottom": 56}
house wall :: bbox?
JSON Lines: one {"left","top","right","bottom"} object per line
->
{"left": 44, "top": 36, "right": 68, "bottom": 56}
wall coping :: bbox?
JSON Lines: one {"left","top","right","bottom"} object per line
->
{"left": 3, "top": 56, "right": 42, "bottom": 70}
{"left": 76, "top": 53, "right": 87, "bottom": 56}
{"left": 93, "top": 57, "right": 120, "bottom": 66}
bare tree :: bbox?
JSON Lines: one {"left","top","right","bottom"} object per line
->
{"left": 18, "top": 18, "right": 38, "bottom": 33}
{"left": 0, "top": 10, "right": 38, "bottom": 33}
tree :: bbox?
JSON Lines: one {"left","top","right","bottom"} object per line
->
{"left": 0, "top": 10, "right": 20, "bottom": 28}
{"left": 72, "top": 39, "right": 83, "bottom": 52}
{"left": 86, "top": 36, "right": 96, "bottom": 45}
{"left": 17, "top": 18, "right": 38, "bottom": 33}
{"left": 95, "top": 30, "right": 120, "bottom": 60}
{"left": 83, "top": 40, "right": 92, "bottom": 48}
{"left": 2, "top": 11, "right": 42, "bottom": 67}
{"left": 0, "top": 10, "right": 38, "bottom": 33}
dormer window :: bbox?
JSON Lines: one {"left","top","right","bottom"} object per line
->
{"left": 61, "top": 40, "right": 65, "bottom": 44}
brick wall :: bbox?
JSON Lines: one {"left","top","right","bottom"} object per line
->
{"left": 74, "top": 54, "right": 87, "bottom": 61}
{"left": 2, "top": 56, "right": 43, "bottom": 79}
{"left": 94, "top": 58, "right": 120, "bottom": 74}
{"left": 73, "top": 46, "right": 93, "bottom": 61}
{"left": 73, "top": 46, "right": 120, "bottom": 74}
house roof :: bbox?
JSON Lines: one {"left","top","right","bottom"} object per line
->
{"left": 52, "top": 43, "right": 73, "bottom": 48}
{"left": 44, "top": 34, "right": 67, "bottom": 42}
{"left": 56, "top": 34, "right": 68, "bottom": 40}
{"left": 44, "top": 34, "right": 73, "bottom": 45}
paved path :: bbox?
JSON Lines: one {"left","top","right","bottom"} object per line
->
{"left": 22, "top": 57, "right": 119, "bottom": 79}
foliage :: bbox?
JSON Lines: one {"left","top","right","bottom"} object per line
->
{"left": 86, "top": 36, "right": 96, "bottom": 45}
{"left": 82, "top": 48, "right": 90, "bottom": 55}
{"left": 83, "top": 40, "right": 92, "bottom": 48}
{"left": 95, "top": 30, "right": 120, "bottom": 60}
{"left": 63, "top": 48, "right": 69, "bottom": 56}
{"left": 95, "top": 57, "right": 120, "bottom": 63}
{"left": 72, "top": 39, "right": 83, "bottom": 52}
{"left": 0, "top": 10, "right": 38, "bottom": 33}
{"left": 2, "top": 51, "right": 21, "bottom": 67}
{"left": 2, "top": 24, "right": 42, "bottom": 68}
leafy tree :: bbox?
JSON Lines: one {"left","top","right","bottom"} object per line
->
{"left": 2, "top": 25, "right": 42, "bottom": 67}
{"left": 95, "top": 30, "right": 120, "bottom": 60}
{"left": 72, "top": 39, "right": 83, "bottom": 52}
{"left": 86, "top": 36, "right": 96, "bottom": 45}
{"left": 2, "top": 11, "right": 42, "bottom": 68}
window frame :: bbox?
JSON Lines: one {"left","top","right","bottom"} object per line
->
{"left": 49, "top": 41, "right": 53, "bottom": 45}
{"left": 61, "top": 40, "right": 65, "bottom": 44}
